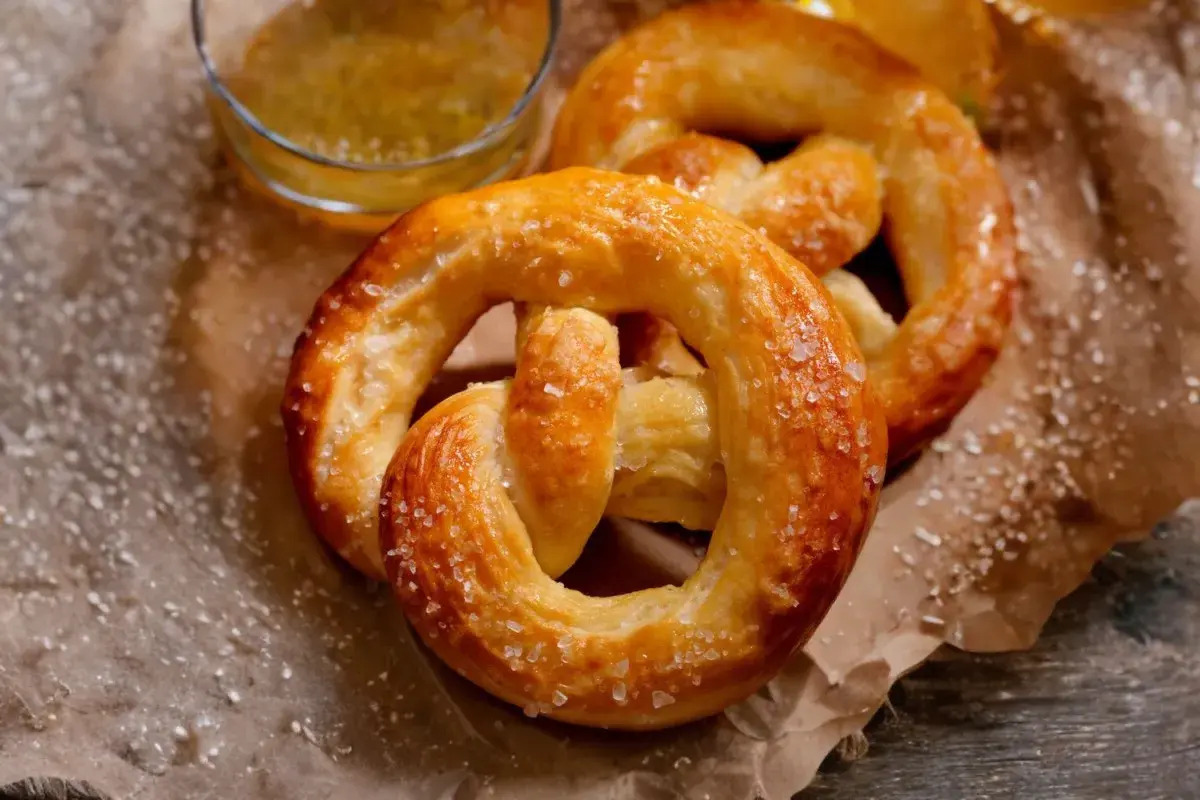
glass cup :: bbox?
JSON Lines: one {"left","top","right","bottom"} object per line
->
{"left": 191, "top": 0, "right": 561, "bottom": 232}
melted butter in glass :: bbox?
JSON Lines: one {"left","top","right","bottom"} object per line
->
{"left": 224, "top": 0, "right": 548, "bottom": 164}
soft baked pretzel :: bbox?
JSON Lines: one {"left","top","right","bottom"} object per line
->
{"left": 618, "top": 132, "right": 896, "bottom": 380}
{"left": 283, "top": 169, "right": 887, "bottom": 727}
{"left": 625, "top": 133, "right": 885, "bottom": 278}
{"left": 549, "top": 0, "right": 1018, "bottom": 460}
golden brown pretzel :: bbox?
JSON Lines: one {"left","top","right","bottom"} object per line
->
{"left": 283, "top": 169, "right": 887, "bottom": 727}
{"left": 625, "top": 133, "right": 884, "bottom": 277}
{"left": 549, "top": 0, "right": 1018, "bottom": 460}
{"left": 505, "top": 305, "right": 622, "bottom": 578}
{"left": 618, "top": 132, "right": 893, "bottom": 381}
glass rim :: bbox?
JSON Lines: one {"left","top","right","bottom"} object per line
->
{"left": 190, "top": 0, "right": 562, "bottom": 174}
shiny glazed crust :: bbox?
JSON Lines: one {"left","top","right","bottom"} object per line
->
{"left": 548, "top": 0, "right": 1018, "bottom": 461}
{"left": 283, "top": 169, "right": 887, "bottom": 727}
{"left": 624, "top": 133, "right": 884, "bottom": 277}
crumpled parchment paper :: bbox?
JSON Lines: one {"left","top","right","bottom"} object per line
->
{"left": 1, "top": 1, "right": 1199, "bottom": 798}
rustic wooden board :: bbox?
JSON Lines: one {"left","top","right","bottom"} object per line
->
{"left": 809, "top": 502, "right": 1200, "bottom": 799}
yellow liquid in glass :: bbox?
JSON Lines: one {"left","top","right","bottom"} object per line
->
{"left": 223, "top": 0, "right": 547, "bottom": 165}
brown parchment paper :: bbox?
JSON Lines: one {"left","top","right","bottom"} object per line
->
{"left": 2, "top": 1, "right": 1200, "bottom": 797}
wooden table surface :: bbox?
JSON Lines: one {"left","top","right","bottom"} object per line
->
{"left": 808, "top": 502, "right": 1200, "bottom": 800}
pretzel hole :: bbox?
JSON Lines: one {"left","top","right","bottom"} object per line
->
{"left": 700, "top": 130, "right": 911, "bottom": 316}
{"left": 556, "top": 519, "right": 707, "bottom": 597}
{"left": 843, "top": 235, "right": 911, "bottom": 324}
{"left": 405, "top": 304, "right": 718, "bottom": 592}
{"left": 411, "top": 304, "right": 519, "bottom": 421}
{"left": 712, "top": 133, "right": 798, "bottom": 166}
{"left": 689, "top": 126, "right": 814, "bottom": 164}
{"left": 615, "top": 312, "right": 707, "bottom": 370}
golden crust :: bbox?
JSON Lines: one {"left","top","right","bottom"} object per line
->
{"left": 607, "top": 372, "right": 725, "bottom": 531}
{"left": 505, "top": 306, "right": 621, "bottom": 578}
{"left": 625, "top": 133, "right": 883, "bottom": 276}
{"left": 620, "top": 132, "right": 886, "bottom": 389}
{"left": 548, "top": 0, "right": 1018, "bottom": 461}
{"left": 284, "top": 168, "right": 887, "bottom": 727}
{"left": 829, "top": 0, "right": 998, "bottom": 109}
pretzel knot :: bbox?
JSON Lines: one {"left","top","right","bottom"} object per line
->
{"left": 549, "top": 0, "right": 1018, "bottom": 461}
{"left": 283, "top": 169, "right": 886, "bottom": 728}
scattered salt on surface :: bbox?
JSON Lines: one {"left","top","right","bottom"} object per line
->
{"left": 913, "top": 527, "right": 942, "bottom": 548}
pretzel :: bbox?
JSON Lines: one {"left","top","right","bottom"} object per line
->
{"left": 283, "top": 169, "right": 886, "bottom": 727}
{"left": 618, "top": 132, "right": 895, "bottom": 379}
{"left": 625, "top": 132, "right": 885, "bottom": 278}
{"left": 549, "top": 0, "right": 1018, "bottom": 460}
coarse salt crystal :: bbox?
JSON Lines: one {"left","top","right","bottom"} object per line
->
{"left": 789, "top": 339, "right": 815, "bottom": 362}
{"left": 652, "top": 691, "right": 675, "bottom": 708}
{"left": 914, "top": 526, "right": 942, "bottom": 547}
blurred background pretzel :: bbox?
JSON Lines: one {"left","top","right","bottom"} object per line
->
{"left": 549, "top": 0, "right": 1018, "bottom": 461}
{"left": 284, "top": 169, "right": 886, "bottom": 727}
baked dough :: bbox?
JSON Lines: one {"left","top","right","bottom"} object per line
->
{"left": 283, "top": 169, "right": 887, "bottom": 727}
{"left": 549, "top": 0, "right": 1017, "bottom": 460}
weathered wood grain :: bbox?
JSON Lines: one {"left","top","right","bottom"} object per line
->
{"left": 0, "top": 778, "right": 110, "bottom": 800}
{"left": 808, "top": 501, "right": 1200, "bottom": 799}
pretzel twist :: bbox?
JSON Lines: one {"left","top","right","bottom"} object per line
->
{"left": 283, "top": 169, "right": 886, "bottom": 727}
{"left": 549, "top": 0, "right": 1018, "bottom": 460}
{"left": 618, "top": 133, "right": 897, "bottom": 380}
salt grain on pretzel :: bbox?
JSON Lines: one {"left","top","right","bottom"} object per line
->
{"left": 283, "top": 169, "right": 887, "bottom": 727}
{"left": 549, "top": 0, "right": 1018, "bottom": 460}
